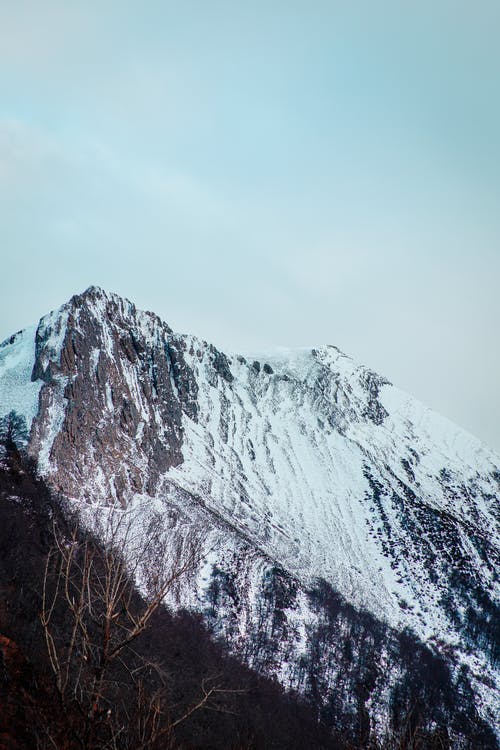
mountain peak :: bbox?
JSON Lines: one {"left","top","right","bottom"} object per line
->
{"left": 68, "top": 285, "right": 136, "bottom": 319}
{"left": 80, "top": 284, "right": 108, "bottom": 298}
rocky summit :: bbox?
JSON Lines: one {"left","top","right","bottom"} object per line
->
{"left": 1, "top": 286, "right": 499, "bottom": 748}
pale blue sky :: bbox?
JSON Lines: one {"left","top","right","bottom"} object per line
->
{"left": 1, "top": 1, "right": 499, "bottom": 452}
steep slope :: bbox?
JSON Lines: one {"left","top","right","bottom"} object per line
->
{"left": 1, "top": 286, "right": 498, "bottom": 747}
{"left": 0, "top": 442, "right": 345, "bottom": 750}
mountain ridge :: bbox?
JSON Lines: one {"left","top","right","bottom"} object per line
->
{"left": 0, "top": 285, "right": 498, "bottom": 747}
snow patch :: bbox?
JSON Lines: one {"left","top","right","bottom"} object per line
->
{"left": 0, "top": 325, "right": 42, "bottom": 438}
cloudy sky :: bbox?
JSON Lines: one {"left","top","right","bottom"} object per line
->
{"left": 1, "top": 1, "right": 499, "bottom": 452}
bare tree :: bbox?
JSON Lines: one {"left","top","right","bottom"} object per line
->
{"left": 38, "top": 509, "right": 241, "bottom": 750}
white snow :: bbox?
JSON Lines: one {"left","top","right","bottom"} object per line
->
{"left": 0, "top": 325, "right": 42, "bottom": 438}
{"left": 163, "top": 341, "right": 499, "bottom": 650}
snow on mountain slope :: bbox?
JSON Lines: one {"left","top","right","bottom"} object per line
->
{"left": 1, "top": 286, "right": 499, "bottom": 744}
{"left": 0, "top": 325, "right": 43, "bottom": 439}
{"left": 167, "top": 338, "right": 498, "bottom": 632}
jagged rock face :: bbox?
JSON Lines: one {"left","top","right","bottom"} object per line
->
{"left": 27, "top": 288, "right": 201, "bottom": 503}
{"left": 0, "top": 286, "right": 499, "bottom": 747}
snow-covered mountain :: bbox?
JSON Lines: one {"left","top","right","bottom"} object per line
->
{"left": 1, "top": 286, "right": 498, "bottom": 747}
